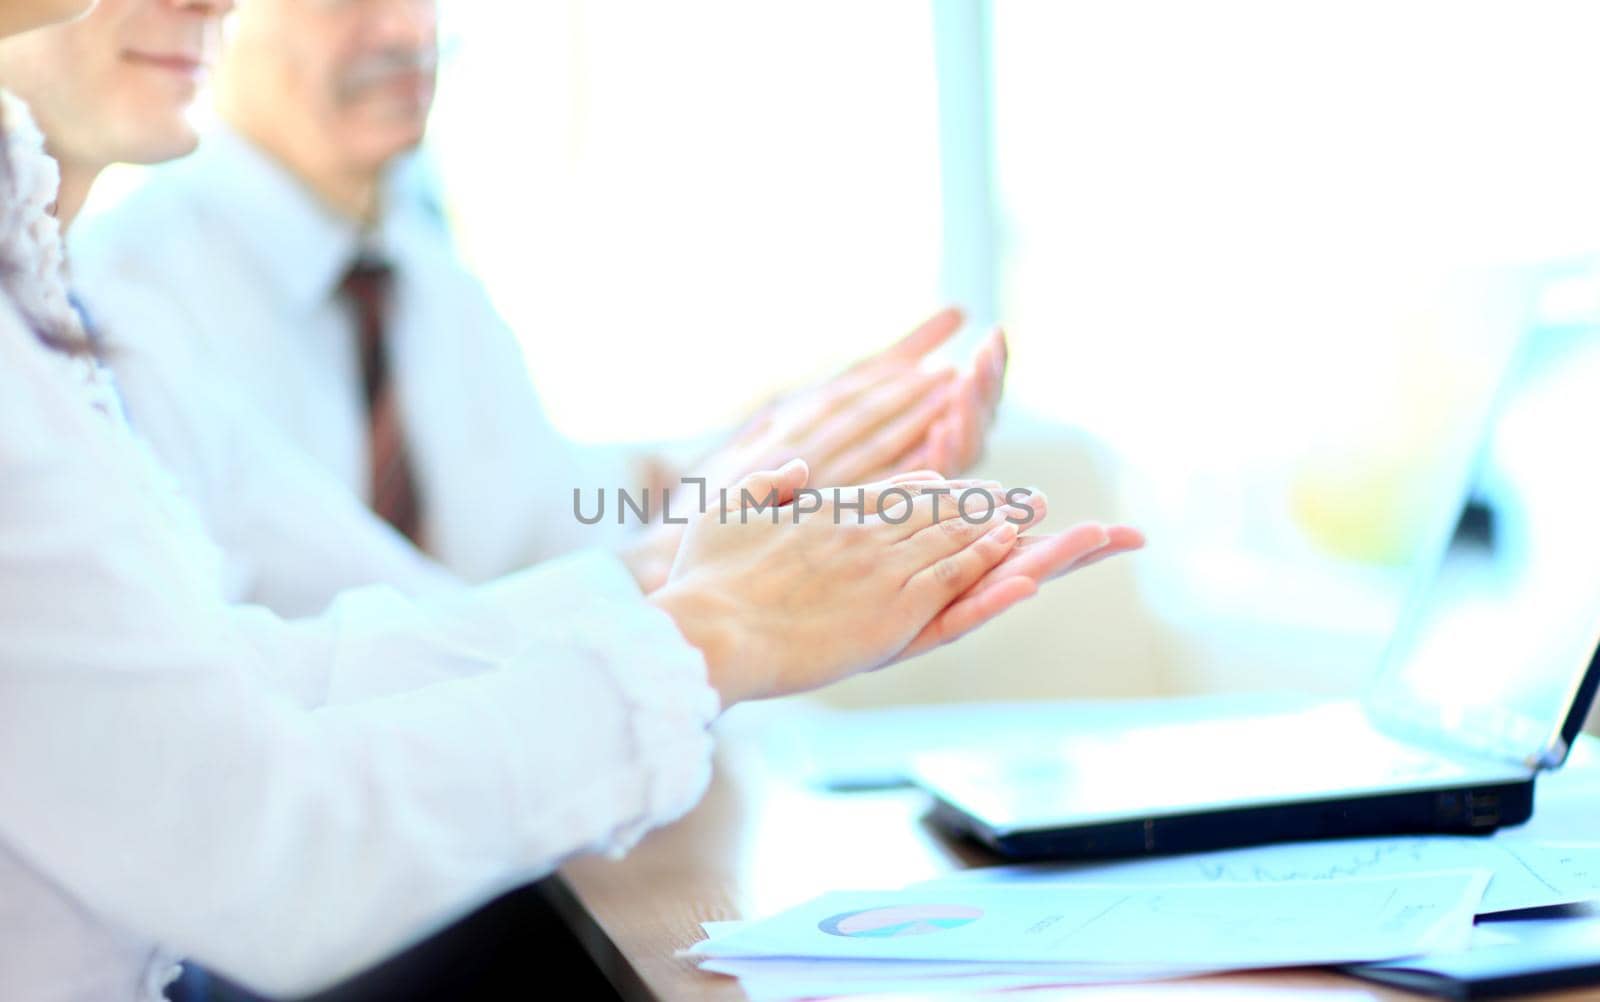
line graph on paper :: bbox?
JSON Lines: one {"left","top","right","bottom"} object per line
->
{"left": 932, "top": 836, "right": 1600, "bottom": 914}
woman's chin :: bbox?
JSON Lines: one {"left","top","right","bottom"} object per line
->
{"left": 117, "top": 123, "right": 200, "bottom": 167}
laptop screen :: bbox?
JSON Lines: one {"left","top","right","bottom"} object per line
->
{"left": 1369, "top": 295, "right": 1600, "bottom": 769}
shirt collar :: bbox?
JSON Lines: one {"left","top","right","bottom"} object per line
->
{"left": 182, "top": 123, "right": 390, "bottom": 316}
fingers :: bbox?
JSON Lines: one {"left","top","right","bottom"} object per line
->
{"left": 803, "top": 367, "right": 955, "bottom": 474}
{"left": 874, "top": 484, "right": 1044, "bottom": 540}
{"left": 919, "top": 328, "right": 1006, "bottom": 477}
{"left": 857, "top": 443, "right": 932, "bottom": 486}
{"left": 969, "top": 522, "right": 1109, "bottom": 586}
{"left": 895, "top": 521, "right": 1141, "bottom": 662}
{"left": 891, "top": 494, "right": 1012, "bottom": 559}
{"left": 950, "top": 370, "right": 985, "bottom": 472}
{"left": 883, "top": 468, "right": 943, "bottom": 485}
{"left": 855, "top": 305, "right": 965, "bottom": 372}
{"left": 923, "top": 390, "right": 973, "bottom": 476}
{"left": 923, "top": 416, "right": 954, "bottom": 476}
{"left": 967, "top": 523, "right": 1143, "bottom": 594}
{"left": 759, "top": 475, "right": 1040, "bottom": 531}
{"left": 1063, "top": 525, "right": 1144, "bottom": 573}
{"left": 898, "top": 575, "right": 1038, "bottom": 660}
{"left": 804, "top": 307, "right": 962, "bottom": 429}
{"left": 973, "top": 328, "right": 1008, "bottom": 414}
{"left": 817, "top": 380, "right": 954, "bottom": 485}
{"left": 796, "top": 364, "right": 899, "bottom": 425}
{"left": 784, "top": 315, "right": 994, "bottom": 485}
{"left": 860, "top": 477, "right": 1000, "bottom": 512}
{"left": 722, "top": 458, "right": 810, "bottom": 514}
{"left": 903, "top": 521, "right": 1021, "bottom": 609}
{"left": 797, "top": 306, "right": 965, "bottom": 456}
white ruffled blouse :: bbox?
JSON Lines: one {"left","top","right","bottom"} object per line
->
{"left": 0, "top": 95, "right": 719, "bottom": 1001}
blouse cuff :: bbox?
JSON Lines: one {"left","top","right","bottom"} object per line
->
{"left": 312, "top": 546, "right": 721, "bottom": 855}
{"left": 489, "top": 552, "right": 721, "bottom": 858}
{"left": 586, "top": 599, "right": 722, "bottom": 856}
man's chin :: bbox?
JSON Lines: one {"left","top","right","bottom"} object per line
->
{"left": 345, "top": 130, "right": 426, "bottom": 175}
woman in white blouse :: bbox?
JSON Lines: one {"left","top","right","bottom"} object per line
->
{"left": 0, "top": 0, "right": 1142, "bottom": 1000}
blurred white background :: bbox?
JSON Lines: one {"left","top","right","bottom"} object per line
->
{"left": 429, "top": 2, "right": 946, "bottom": 443}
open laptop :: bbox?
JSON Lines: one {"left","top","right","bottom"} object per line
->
{"left": 913, "top": 286, "right": 1600, "bottom": 861}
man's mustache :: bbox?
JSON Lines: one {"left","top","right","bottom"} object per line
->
{"left": 336, "top": 48, "right": 438, "bottom": 102}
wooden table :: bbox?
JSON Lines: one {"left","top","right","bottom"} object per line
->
{"left": 553, "top": 728, "right": 1597, "bottom": 1001}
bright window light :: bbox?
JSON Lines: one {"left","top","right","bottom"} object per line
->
{"left": 989, "top": 1, "right": 1600, "bottom": 635}
{"left": 430, "top": 2, "right": 946, "bottom": 445}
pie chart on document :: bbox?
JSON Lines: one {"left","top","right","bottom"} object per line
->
{"left": 818, "top": 903, "right": 984, "bottom": 938}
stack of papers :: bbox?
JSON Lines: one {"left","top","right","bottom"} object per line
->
{"left": 688, "top": 871, "right": 1490, "bottom": 1000}
{"left": 1350, "top": 904, "right": 1600, "bottom": 997}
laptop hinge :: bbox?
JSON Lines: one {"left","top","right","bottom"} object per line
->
{"left": 1535, "top": 737, "right": 1570, "bottom": 771}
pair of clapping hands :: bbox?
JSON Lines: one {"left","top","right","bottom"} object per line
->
{"left": 632, "top": 307, "right": 1142, "bottom": 708}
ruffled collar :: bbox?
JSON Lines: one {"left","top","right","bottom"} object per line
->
{"left": 0, "top": 91, "right": 86, "bottom": 347}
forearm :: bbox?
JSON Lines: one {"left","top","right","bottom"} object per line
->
{"left": 0, "top": 596, "right": 717, "bottom": 998}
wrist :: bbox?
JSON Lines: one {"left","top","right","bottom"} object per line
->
{"left": 650, "top": 583, "right": 754, "bottom": 707}
{"left": 616, "top": 523, "right": 684, "bottom": 594}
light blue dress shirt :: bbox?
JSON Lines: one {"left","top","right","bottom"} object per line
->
{"left": 71, "top": 125, "right": 628, "bottom": 614}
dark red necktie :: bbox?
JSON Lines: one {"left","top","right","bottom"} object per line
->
{"left": 338, "top": 256, "right": 426, "bottom": 547}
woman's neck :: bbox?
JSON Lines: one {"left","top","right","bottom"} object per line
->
{"left": 54, "top": 158, "right": 100, "bottom": 232}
